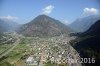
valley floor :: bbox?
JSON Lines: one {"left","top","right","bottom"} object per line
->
{"left": 0, "top": 32, "right": 82, "bottom": 66}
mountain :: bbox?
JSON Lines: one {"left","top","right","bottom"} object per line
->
{"left": 17, "top": 15, "right": 72, "bottom": 37}
{"left": 0, "top": 19, "right": 19, "bottom": 33}
{"left": 71, "top": 20, "right": 100, "bottom": 66}
{"left": 69, "top": 15, "right": 100, "bottom": 32}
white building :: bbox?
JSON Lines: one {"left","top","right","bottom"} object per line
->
{"left": 26, "top": 56, "right": 38, "bottom": 66}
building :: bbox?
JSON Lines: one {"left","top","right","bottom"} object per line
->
{"left": 26, "top": 56, "right": 38, "bottom": 66}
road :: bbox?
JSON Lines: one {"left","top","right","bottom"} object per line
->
{"left": 0, "top": 34, "right": 20, "bottom": 59}
{"left": 39, "top": 45, "right": 47, "bottom": 66}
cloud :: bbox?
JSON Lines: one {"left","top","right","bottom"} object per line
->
{"left": 61, "top": 20, "right": 72, "bottom": 25}
{"left": 0, "top": 15, "right": 18, "bottom": 21}
{"left": 83, "top": 8, "right": 99, "bottom": 15}
{"left": 62, "top": 20, "right": 69, "bottom": 24}
{"left": 42, "top": 5, "right": 54, "bottom": 15}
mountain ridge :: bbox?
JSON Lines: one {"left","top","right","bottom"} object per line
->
{"left": 72, "top": 20, "right": 100, "bottom": 66}
{"left": 17, "top": 15, "right": 72, "bottom": 37}
{"left": 69, "top": 15, "right": 100, "bottom": 32}
{"left": 0, "top": 19, "right": 19, "bottom": 33}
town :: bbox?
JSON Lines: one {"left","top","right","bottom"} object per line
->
{"left": 0, "top": 32, "right": 82, "bottom": 66}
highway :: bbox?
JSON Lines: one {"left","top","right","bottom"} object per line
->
{"left": 0, "top": 33, "right": 20, "bottom": 59}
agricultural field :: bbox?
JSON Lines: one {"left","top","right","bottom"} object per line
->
{"left": 0, "top": 37, "right": 32, "bottom": 66}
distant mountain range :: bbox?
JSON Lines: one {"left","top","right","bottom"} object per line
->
{"left": 1, "top": 14, "right": 100, "bottom": 38}
{"left": 0, "top": 19, "right": 19, "bottom": 33}
{"left": 72, "top": 20, "right": 100, "bottom": 66}
{"left": 69, "top": 15, "right": 100, "bottom": 32}
{"left": 17, "top": 15, "right": 72, "bottom": 37}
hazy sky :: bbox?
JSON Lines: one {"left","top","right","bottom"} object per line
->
{"left": 0, "top": 0, "right": 100, "bottom": 24}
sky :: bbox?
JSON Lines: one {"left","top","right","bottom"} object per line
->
{"left": 0, "top": 0, "right": 100, "bottom": 24}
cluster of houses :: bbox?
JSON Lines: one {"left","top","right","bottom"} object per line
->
{"left": 25, "top": 36, "right": 81, "bottom": 66}
{"left": 26, "top": 56, "right": 39, "bottom": 66}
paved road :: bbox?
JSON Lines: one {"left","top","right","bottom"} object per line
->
{"left": 0, "top": 36, "right": 20, "bottom": 59}
{"left": 1, "top": 38, "right": 12, "bottom": 44}
{"left": 39, "top": 45, "right": 47, "bottom": 66}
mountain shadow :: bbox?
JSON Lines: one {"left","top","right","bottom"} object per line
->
{"left": 71, "top": 20, "right": 100, "bottom": 66}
